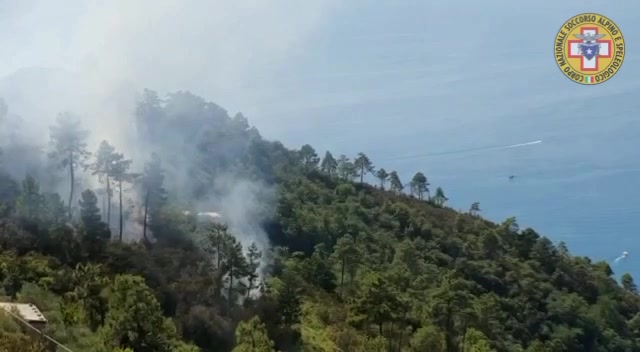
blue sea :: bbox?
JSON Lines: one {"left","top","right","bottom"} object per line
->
{"left": 250, "top": 1, "right": 640, "bottom": 279}
{"left": 1, "top": 0, "right": 638, "bottom": 280}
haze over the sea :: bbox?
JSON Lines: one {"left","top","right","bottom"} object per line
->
{"left": 254, "top": 1, "right": 640, "bottom": 276}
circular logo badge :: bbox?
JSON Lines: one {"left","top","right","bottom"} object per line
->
{"left": 554, "top": 13, "right": 625, "bottom": 85}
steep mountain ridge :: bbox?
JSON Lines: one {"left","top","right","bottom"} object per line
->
{"left": 0, "top": 90, "right": 637, "bottom": 351}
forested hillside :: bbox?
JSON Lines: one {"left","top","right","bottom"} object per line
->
{"left": 0, "top": 90, "right": 638, "bottom": 352}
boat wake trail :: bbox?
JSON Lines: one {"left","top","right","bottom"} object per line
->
{"left": 393, "top": 140, "right": 543, "bottom": 160}
{"left": 613, "top": 251, "right": 629, "bottom": 264}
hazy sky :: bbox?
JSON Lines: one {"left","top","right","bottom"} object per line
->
{"left": 1, "top": 1, "right": 640, "bottom": 265}
{"left": 0, "top": 1, "right": 636, "bottom": 149}
{"left": 0, "top": 0, "right": 340, "bottom": 107}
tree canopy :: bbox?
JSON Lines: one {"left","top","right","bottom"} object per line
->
{"left": 0, "top": 90, "right": 636, "bottom": 351}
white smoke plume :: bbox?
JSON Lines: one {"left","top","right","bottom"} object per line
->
{"left": 196, "top": 174, "right": 275, "bottom": 269}
{"left": 0, "top": 0, "right": 341, "bottom": 124}
{"left": 186, "top": 174, "right": 276, "bottom": 300}
{"left": 0, "top": 0, "right": 340, "bottom": 246}
{"left": 0, "top": 0, "right": 341, "bottom": 162}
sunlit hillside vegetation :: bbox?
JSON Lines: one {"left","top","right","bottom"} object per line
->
{"left": 0, "top": 91, "right": 638, "bottom": 351}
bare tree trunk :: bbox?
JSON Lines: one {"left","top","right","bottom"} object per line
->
{"left": 102, "top": 195, "right": 106, "bottom": 220}
{"left": 228, "top": 267, "right": 234, "bottom": 304}
{"left": 216, "top": 232, "right": 223, "bottom": 269}
{"left": 106, "top": 175, "right": 111, "bottom": 228}
{"left": 340, "top": 257, "right": 345, "bottom": 299}
{"left": 118, "top": 179, "right": 123, "bottom": 242}
{"left": 142, "top": 191, "right": 149, "bottom": 242}
{"left": 68, "top": 151, "right": 74, "bottom": 218}
{"left": 246, "top": 279, "right": 253, "bottom": 299}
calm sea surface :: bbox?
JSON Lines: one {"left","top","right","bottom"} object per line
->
{"left": 255, "top": 1, "right": 640, "bottom": 279}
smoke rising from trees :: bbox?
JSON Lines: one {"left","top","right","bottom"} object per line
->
{"left": 0, "top": 88, "right": 280, "bottom": 277}
{"left": 0, "top": 0, "right": 342, "bottom": 270}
